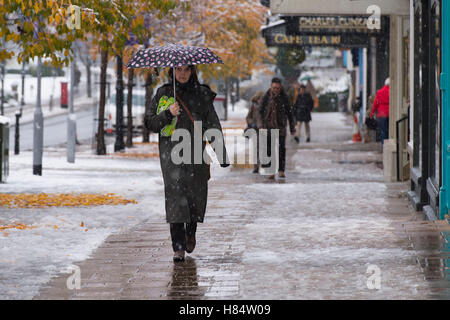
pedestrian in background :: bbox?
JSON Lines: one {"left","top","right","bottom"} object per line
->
{"left": 145, "top": 65, "right": 230, "bottom": 262}
{"left": 293, "top": 84, "right": 314, "bottom": 143}
{"left": 260, "top": 77, "right": 296, "bottom": 179}
{"left": 287, "top": 81, "right": 300, "bottom": 108}
{"left": 306, "top": 79, "right": 319, "bottom": 109}
{"left": 370, "top": 78, "right": 390, "bottom": 145}
{"left": 246, "top": 91, "right": 264, "bottom": 173}
{"left": 363, "top": 95, "right": 377, "bottom": 142}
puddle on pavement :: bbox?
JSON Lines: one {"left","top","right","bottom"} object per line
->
{"left": 404, "top": 222, "right": 450, "bottom": 299}
{"left": 167, "top": 257, "right": 206, "bottom": 299}
{"left": 166, "top": 256, "right": 241, "bottom": 299}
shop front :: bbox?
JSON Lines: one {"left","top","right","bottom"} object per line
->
{"left": 408, "top": 0, "right": 443, "bottom": 220}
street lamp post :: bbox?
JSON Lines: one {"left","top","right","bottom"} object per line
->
{"left": 67, "top": 44, "right": 76, "bottom": 163}
{"left": 0, "top": 61, "right": 4, "bottom": 116}
{"left": 21, "top": 61, "right": 25, "bottom": 106}
{"left": 33, "top": 56, "right": 43, "bottom": 175}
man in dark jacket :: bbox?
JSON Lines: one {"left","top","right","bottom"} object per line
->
{"left": 259, "top": 77, "right": 296, "bottom": 179}
{"left": 293, "top": 84, "right": 314, "bottom": 143}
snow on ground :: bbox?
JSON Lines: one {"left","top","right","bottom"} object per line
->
{"left": 207, "top": 111, "right": 428, "bottom": 299}
{"left": 236, "top": 180, "right": 422, "bottom": 299}
{"left": 0, "top": 146, "right": 166, "bottom": 299}
{"left": 0, "top": 108, "right": 361, "bottom": 299}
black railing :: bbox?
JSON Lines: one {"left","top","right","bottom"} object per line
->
{"left": 396, "top": 110, "right": 410, "bottom": 181}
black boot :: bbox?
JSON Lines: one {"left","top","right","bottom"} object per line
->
{"left": 173, "top": 250, "right": 185, "bottom": 262}
{"left": 186, "top": 234, "right": 196, "bottom": 253}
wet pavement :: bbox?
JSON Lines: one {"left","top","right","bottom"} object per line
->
{"left": 35, "top": 112, "right": 450, "bottom": 300}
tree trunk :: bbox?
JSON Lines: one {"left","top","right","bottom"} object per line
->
{"left": 97, "top": 48, "right": 108, "bottom": 155}
{"left": 143, "top": 71, "right": 152, "bottom": 142}
{"left": 114, "top": 54, "right": 125, "bottom": 152}
{"left": 236, "top": 76, "right": 240, "bottom": 102}
{"left": 126, "top": 67, "right": 134, "bottom": 148}
{"left": 224, "top": 77, "right": 229, "bottom": 121}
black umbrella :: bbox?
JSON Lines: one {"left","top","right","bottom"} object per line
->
{"left": 126, "top": 43, "right": 223, "bottom": 99}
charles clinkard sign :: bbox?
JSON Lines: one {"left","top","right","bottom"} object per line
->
{"left": 297, "top": 16, "right": 382, "bottom": 33}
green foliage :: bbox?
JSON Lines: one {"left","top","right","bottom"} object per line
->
{"left": 275, "top": 47, "right": 305, "bottom": 79}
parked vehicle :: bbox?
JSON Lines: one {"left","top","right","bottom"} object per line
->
{"left": 106, "top": 90, "right": 146, "bottom": 132}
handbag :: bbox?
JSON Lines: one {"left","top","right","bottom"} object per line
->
{"left": 365, "top": 117, "right": 378, "bottom": 130}
{"left": 172, "top": 92, "right": 211, "bottom": 181}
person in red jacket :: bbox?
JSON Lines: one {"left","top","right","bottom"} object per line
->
{"left": 370, "top": 78, "right": 390, "bottom": 144}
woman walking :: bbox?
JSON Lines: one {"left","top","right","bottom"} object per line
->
{"left": 145, "top": 65, "right": 229, "bottom": 262}
{"left": 246, "top": 91, "right": 264, "bottom": 173}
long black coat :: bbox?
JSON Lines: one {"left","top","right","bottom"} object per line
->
{"left": 145, "top": 82, "right": 228, "bottom": 224}
{"left": 294, "top": 93, "right": 314, "bottom": 122}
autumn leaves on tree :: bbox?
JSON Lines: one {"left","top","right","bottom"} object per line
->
{"left": 0, "top": 0, "right": 271, "bottom": 154}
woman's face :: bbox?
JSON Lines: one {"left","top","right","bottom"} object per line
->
{"left": 174, "top": 66, "right": 192, "bottom": 84}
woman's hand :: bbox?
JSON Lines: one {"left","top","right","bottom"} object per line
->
{"left": 169, "top": 102, "right": 180, "bottom": 116}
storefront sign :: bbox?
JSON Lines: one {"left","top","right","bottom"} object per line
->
{"left": 262, "top": 15, "right": 389, "bottom": 48}
{"left": 272, "top": 34, "right": 342, "bottom": 45}
{"left": 264, "top": 33, "right": 370, "bottom": 47}
{"left": 297, "top": 16, "right": 380, "bottom": 33}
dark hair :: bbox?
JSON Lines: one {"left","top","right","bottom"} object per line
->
{"left": 300, "top": 84, "right": 306, "bottom": 89}
{"left": 271, "top": 77, "right": 282, "bottom": 84}
{"left": 168, "top": 65, "right": 199, "bottom": 84}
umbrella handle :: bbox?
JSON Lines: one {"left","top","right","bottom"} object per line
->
{"left": 173, "top": 67, "right": 176, "bottom": 101}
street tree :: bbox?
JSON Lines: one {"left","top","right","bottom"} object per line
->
{"left": 87, "top": 0, "right": 177, "bottom": 154}
{"left": 0, "top": 0, "right": 94, "bottom": 173}
{"left": 148, "top": 0, "right": 272, "bottom": 98}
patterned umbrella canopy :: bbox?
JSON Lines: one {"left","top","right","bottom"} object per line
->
{"left": 126, "top": 43, "right": 223, "bottom": 69}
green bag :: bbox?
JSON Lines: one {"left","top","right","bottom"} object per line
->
{"left": 157, "top": 95, "right": 177, "bottom": 137}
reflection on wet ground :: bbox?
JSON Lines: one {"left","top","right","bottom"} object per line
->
{"left": 402, "top": 221, "right": 450, "bottom": 299}
{"left": 167, "top": 257, "right": 206, "bottom": 299}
